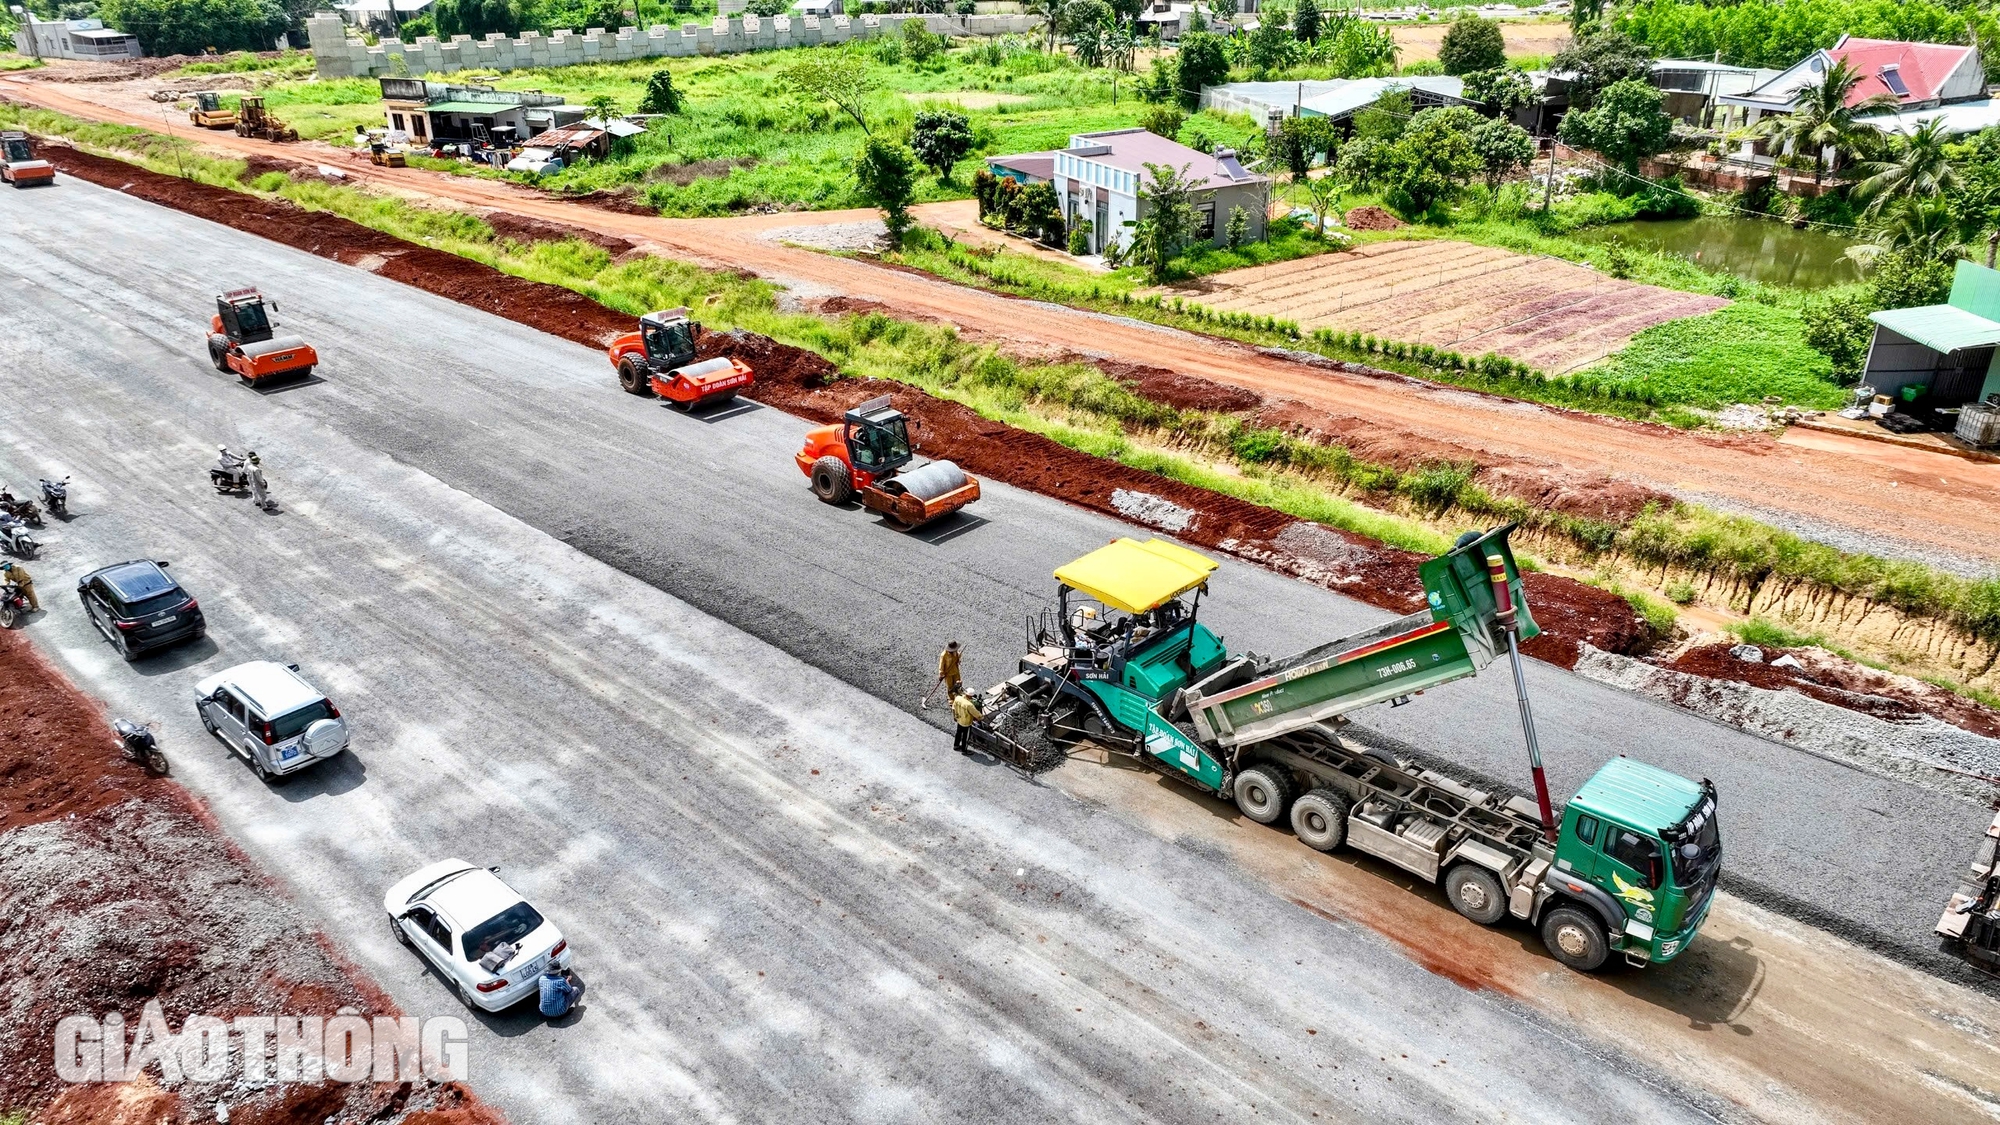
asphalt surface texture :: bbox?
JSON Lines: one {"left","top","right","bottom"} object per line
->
{"left": 0, "top": 179, "right": 1980, "bottom": 1120}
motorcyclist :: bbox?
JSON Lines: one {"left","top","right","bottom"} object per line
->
{"left": 0, "top": 559, "right": 34, "bottom": 611}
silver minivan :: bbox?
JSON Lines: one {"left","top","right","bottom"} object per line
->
{"left": 195, "top": 660, "right": 349, "bottom": 780}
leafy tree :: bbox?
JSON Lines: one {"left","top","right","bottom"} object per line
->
{"left": 1351, "top": 87, "right": 1410, "bottom": 143}
{"left": 855, "top": 136, "right": 919, "bottom": 244}
{"left": 1468, "top": 117, "right": 1534, "bottom": 191}
{"left": 745, "top": 0, "right": 787, "bottom": 15}
{"left": 1437, "top": 13, "right": 1504, "bottom": 76}
{"left": 783, "top": 51, "right": 881, "bottom": 134}
{"left": 1131, "top": 161, "right": 1199, "bottom": 281}
{"left": 910, "top": 108, "right": 975, "bottom": 181}
{"left": 1140, "top": 53, "right": 1179, "bottom": 103}
{"left": 902, "top": 17, "right": 944, "bottom": 63}
{"left": 1174, "top": 31, "right": 1230, "bottom": 108}
{"left": 1140, "top": 102, "right": 1186, "bottom": 139}
{"left": 1276, "top": 114, "right": 1337, "bottom": 177}
{"left": 1870, "top": 245, "right": 1957, "bottom": 310}
{"left": 1380, "top": 105, "right": 1481, "bottom": 215}
{"left": 583, "top": 92, "right": 621, "bottom": 120}
{"left": 1950, "top": 128, "right": 2000, "bottom": 268}
{"left": 1569, "top": 0, "right": 1603, "bottom": 36}
{"left": 1754, "top": 58, "right": 1895, "bottom": 186}
{"left": 1334, "top": 134, "right": 1391, "bottom": 187}
{"left": 1247, "top": 7, "right": 1295, "bottom": 74}
{"left": 1326, "top": 16, "right": 1396, "bottom": 77}
{"left": 1293, "top": 0, "right": 1319, "bottom": 42}
{"left": 1556, "top": 77, "right": 1671, "bottom": 173}
{"left": 1800, "top": 293, "right": 1875, "bottom": 381}
{"left": 1853, "top": 117, "right": 1960, "bottom": 216}
{"left": 102, "top": 0, "right": 288, "bottom": 54}
{"left": 1017, "top": 180, "right": 1064, "bottom": 241}
{"left": 1462, "top": 66, "right": 1537, "bottom": 116}
{"left": 1550, "top": 29, "right": 1652, "bottom": 99}
{"left": 639, "top": 67, "right": 682, "bottom": 114}
{"left": 1870, "top": 194, "right": 1966, "bottom": 260}
{"left": 1226, "top": 205, "right": 1251, "bottom": 249}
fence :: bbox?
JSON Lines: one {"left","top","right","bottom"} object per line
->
{"left": 306, "top": 11, "right": 1044, "bottom": 79}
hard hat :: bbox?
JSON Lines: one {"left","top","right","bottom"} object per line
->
{"left": 946, "top": 640, "right": 960, "bottom": 651}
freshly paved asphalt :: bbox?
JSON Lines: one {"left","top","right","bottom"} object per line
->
{"left": 0, "top": 179, "right": 1978, "bottom": 1119}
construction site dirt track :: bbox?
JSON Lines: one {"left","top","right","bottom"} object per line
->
{"left": 33, "top": 146, "right": 1647, "bottom": 669}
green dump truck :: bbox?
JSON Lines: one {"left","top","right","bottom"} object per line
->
{"left": 976, "top": 526, "right": 1721, "bottom": 972}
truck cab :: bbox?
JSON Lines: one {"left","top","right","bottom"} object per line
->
{"left": 1547, "top": 759, "right": 1720, "bottom": 967}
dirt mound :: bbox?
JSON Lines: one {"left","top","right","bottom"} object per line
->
{"left": 484, "top": 210, "right": 636, "bottom": 255}
{"left": 238, "top": 151, "right": 311, "bottom": 182}
{"left": 571, "top": 187, "right": 660, "bottom": 215}
{"left": 1343, "top": 206, "right": 1404, "bottom": 231}
{"left": 1667, "top": 642, "right": 2000, "bottom": 739}
{"left": 645, "top": 156, "right": 757, "bottom": 186}
{"left": 42, "top": 142, "right": 1649, "bottom": 669}
{"left": 1083, "top": 356, "right": 1264, "bottom": 413}
{"left": 0, "top": 628, "right": 502, "bottom": 1124}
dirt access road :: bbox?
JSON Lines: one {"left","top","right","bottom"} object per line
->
{"left": 8, "top": 171, "right": 2000, "bottom": 1125}
{"left": 10, "top": 72, "right": 2000, "bottom": 574}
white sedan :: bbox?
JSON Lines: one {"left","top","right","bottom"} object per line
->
{"left": 383, "top": 859, "right": 572, "bottom": 1012}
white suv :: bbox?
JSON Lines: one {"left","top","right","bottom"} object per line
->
{"left": 384, "top": 860, "right": 572, "bottom": 1012}
{"left": 195, "top": 660, "right": 349, "bottom": 780}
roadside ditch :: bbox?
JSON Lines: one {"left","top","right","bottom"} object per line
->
{"left": 0, "top": 628, "right": 502, "bottom": 1125}
{"left": 33, "top": 143, "right": 2000, "bottom": 806}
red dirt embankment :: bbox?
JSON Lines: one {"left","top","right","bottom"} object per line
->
{"left": 38, "top": 144, "right": 1645, "bottom": 666}
{"left": 0, "top": 627, "right": 503, "bottom": 1125}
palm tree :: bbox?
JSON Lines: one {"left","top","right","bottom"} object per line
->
{"left": 1871, "top": 195, "right": 1967, "bottom": 260}
{"left": 1852, "top": 117, "right": 1962, "bottom": 217}
{"left": 1754, "top": 58, "right": 1897, "bottom": 185}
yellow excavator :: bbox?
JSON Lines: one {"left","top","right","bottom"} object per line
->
{"left": 188, "top": 92, "right": 237, "bottom": 130}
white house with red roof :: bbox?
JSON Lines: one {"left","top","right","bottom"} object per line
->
{"left": 1717, "top": 35, "right": 1986, "bottom": 127}
{"left": 999, "top": 129, "right": 1271, "bottom": 257}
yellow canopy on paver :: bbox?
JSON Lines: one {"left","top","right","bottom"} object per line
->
{"left": 1054, "top": 538, "right": 1218, "bottom": 615}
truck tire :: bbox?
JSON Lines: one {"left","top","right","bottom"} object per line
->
{"left": 1233, "top": 765, "right": 1293, "bottom": 826}
{"left": 1290, "top": 789, "right": 1349, "bottom": 851}
{"left": 1445, "top": 863, "right": 1508, "bottom": 926}
{"left": 1540, "top": 905, "right": 1611, "bottom": 972}
{"left": 618, "top": 359, "right": 652, "bottom": 396}
{"left": 208, "top": 337, "right": 231, "bottom": 372}
{"left": 810, "top": 456, "right": 853, "bottom": 504}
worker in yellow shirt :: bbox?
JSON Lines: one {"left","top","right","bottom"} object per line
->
{"left": 950, "top": 691, "right": 983, "bottom": 756}
{"left": 924, "top": 640, "right": 963, "bottom": 709}
{"left": 1, "top": 559, "right": 36, "bottom": 612}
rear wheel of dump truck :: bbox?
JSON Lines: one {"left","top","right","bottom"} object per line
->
{"left": 811, "top": 456, "right": 853, "bottom": 504}
{"left": 1540, "top": 906, "right": 1611, "bottom": 972}
{"left": 1445, "top": 863, "right": 1508, "bottom": 926}
{"left": 1290, "top": 788, "right": 1349, "bottom": 851}
{"left": 1233, "top": 765, "right": 1293, "bottom": 826}
{"left": 618, "top": 359, "right": 651, "bottom": 396}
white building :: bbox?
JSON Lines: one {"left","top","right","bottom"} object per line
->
{"left": 12, "top": 13, "right": 143, "bottom": 61}
{"left": 1042, "top": 129, "right": 1270, "bottom": 256}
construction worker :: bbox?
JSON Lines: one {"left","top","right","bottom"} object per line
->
{"left": 247, "top": 452, "right": 276, "bottom": 512}
{"left": 0, "top": 559, "right": 36, "bottom": 611}
{"left": 937, "top": 641, "right": 963, "bottom": 698}
{"left": 539, "top": 964, "right": 580, "bottom": 1018}
{"left": 950, "top": 691, "right": 983, "bottom": 756}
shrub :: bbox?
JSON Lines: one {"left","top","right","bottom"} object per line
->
{"left": 639, "top": 68, "right": 682, "bottom": 115}
{"left": 1140, "top": 103, "right": 1187, "bottom": 141}
{"left": 1438, "top": 13, "right": 1506, "bottom": 76}
{"left": 910, "top": 108, "right": 975, "bottom": 182}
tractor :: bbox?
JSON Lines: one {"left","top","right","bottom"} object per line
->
{"left": 606, "top": 308, "right": 754, "bottom": 410}
{"left": 207, "top": 288, "right": 318, "bottom": 385}
{"left": 188, "top": 92, "right": 238, "bottom": 130}
{"left": 234, "top": 96, "right": 297, "bottom": 143}
{"left": 795, "top": 395, "right": 981, "bottom": 529}
{"left": 0, "top": 131, "right": 54, "bottom": 188}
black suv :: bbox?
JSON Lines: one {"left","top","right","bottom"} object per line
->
{"left": 78, "top": 560, "right": 205, "bottom": 660}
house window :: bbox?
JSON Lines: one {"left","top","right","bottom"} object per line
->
{"left": 1197, "top": 203, "right": 1216, "bottom": 239}
{"left": 392, "top": 113, "right": 406, "bottom": 131}
{"left": 1879, "top": 64, "right": 1909, "bottom": 97}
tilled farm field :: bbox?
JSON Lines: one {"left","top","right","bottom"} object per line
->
{"left": 1183, "top": 241, "right": 1730, "bottom": 373}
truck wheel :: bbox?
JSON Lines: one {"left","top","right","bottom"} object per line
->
{"left": 1290, "top": 789, "right": 1349, "bottom": 851}
{"left": 810, "top": 456, "right": 853, "bottom": 504}
{"left": 1540, "top": 906, "right": 1611, "bottom": 972}
{"left": 1233, "top": 765, "right": 1293, "bottom": 826}
{"left": 1445, "top": 863, "right": 1508, "bottom": 926}
{"left": 618, "top": 359, "right": 652, "bottom": 396}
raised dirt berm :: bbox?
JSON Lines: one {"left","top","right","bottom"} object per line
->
{"left": 306, "top": 11, "right": 1045, "bottom": 79}
{"left": 1173, "top": 240, "right": 1728, "bottom": 374}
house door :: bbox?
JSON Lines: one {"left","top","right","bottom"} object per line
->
{"left": 1094, "top": 199, "right": 1109, "bottom": 254}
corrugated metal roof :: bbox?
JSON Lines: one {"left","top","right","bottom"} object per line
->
{"left": 1870, "top": 304, "right": 2000, "bottom": 353}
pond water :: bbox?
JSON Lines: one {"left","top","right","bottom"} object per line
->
{"left": 1574, "top": 217, "right": 1863, "bottom": 290}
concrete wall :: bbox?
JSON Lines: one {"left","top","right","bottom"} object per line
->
{"left": 306, "top": 11, "right": 1043, "bottom": 79}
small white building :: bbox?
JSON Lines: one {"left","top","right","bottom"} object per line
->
{"left": 1041, "top": 128, "right": 1270, "bottom": 256}
{"left": 12, "top": 14, "right": 143, "bottom": 61}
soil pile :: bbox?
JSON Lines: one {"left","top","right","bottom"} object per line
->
{"left": 1343, "top": 206, "right": 1405, "bottom": 231}
{"left": 0, "top": 628, "right": 503, "bottom": 1125}
{"left": 42, "top": 142, "right": 1649, "bottom": 667}
{"left": 484, "top": 210, "right": 635, "bottom": 256}
{"left": 1666, "top": 641, "right": 2000, "bottom": 740}
{"left": 1085, "top": 356, "right": 1264, "bottom": 413}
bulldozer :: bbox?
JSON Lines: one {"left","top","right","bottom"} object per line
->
{"left": 233, "top": 96, "right": 297, "bottom": 143}
{"left": 0, "top": 131, "right": 53, "bottom": 188}
{"left": 795, "top": 395, "right": 980, "bottom": 529}
{"left": 607, "top": 308, "right": 753, "bottom": 410}
{"left": 207, "top": 288, "right": 318, "bottom": 385}
{"left": 187, "top": 91, "right": 238, "bottom": 130}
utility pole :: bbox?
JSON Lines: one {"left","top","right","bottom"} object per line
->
{"left": 1541, "top": 140, "right": 1556, "bottom": 212}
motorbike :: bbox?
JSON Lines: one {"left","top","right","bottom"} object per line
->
{"left": 0, "top": 490, "right": 41, "bottom": 527}
{"left": 0, "top": 580, "right": 29, "bottom": 628}
{"left": 113, "top": 719, "right": 169, "bottom": 775}
{"left": 0, "top": 512, "right": 37, "bottom": 558}
{"left": 39, "top": 476, "right": 69, "bottom": 519}
{"left": 210, "top": 446, "right": 251, "bottom": 494}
